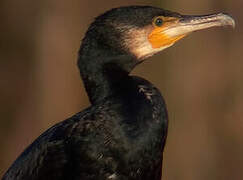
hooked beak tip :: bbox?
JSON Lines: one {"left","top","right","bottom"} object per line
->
{"left": 219, "top": 13, "right": 235, "bottom": 28}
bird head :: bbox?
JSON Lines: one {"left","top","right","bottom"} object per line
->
{"left": 80, "top": 6, "right": 234, "bottom": 62}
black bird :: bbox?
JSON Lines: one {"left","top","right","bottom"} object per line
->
{"left": 2, "top": 6, "right": 234, "bottom": 180}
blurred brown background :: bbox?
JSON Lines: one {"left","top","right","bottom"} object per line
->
{"left": 0, "top": 0, "right": 242, "bottom": 179}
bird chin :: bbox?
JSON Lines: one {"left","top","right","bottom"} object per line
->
{"left": 138, "top": 44, "right": 173, "bottom": 60}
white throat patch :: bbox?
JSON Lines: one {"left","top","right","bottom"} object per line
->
{"left": 122, "top": 25, "right": 172, "bottom": 60}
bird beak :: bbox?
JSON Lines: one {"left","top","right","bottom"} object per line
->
{"left": 148, "top": 13, "right": 235, "bottom": 49}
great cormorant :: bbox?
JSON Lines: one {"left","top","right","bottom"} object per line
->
{"left": 2, "top": 6, "right": 234, "bottom": 180}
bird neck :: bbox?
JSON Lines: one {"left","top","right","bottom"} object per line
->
{"left": 78, "top": 40, "right": 137, "bottom": 104}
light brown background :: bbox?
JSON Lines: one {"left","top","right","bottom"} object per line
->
{"left": 0, "top": 0, "right": 242, "bottom": 179}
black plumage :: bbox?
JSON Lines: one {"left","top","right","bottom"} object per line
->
{"left": 2, "top": 5, "right": 234, "bottom": 180}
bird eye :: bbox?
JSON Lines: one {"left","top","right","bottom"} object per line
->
{"left": 153, "top": 17, "right": 164, "bottom": 27}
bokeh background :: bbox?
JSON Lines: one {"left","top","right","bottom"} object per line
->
{"left": 0, "top": 0, "right": 242, "bottom": 179}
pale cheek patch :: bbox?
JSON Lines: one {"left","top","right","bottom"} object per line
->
{"left": 123, "top": 26, "right": 171, "bottom": 60}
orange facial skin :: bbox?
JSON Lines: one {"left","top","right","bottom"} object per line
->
{"left": 148, "top": 17, "right": 186, "bottom": 49}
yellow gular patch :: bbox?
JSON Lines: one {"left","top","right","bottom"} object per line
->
{"left": 148, "top": 18, "right": 186, "bottom": 49}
